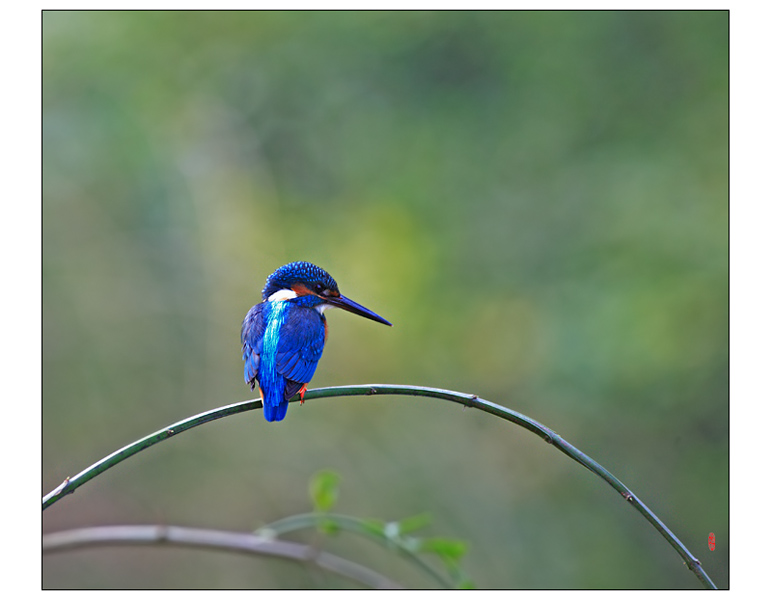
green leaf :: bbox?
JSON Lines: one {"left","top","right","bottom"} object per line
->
{"left": 316, "top": 516, "right": 340, "bottom": 535}
{"left": 458, "top": 578, "right": 476, "bottom": 589}
{"left": 419, "top": 537, "right": 468, "bottom": 562}
{"left": 360, "top": 518, "right": 388, "bottom": 538}
{"left": 396, "top": 513, "right": 432, "bottom": 534}
{"left": 309, "top": 469, "right": 341, "bottom": 513}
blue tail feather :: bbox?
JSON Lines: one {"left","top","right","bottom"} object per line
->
{"left": 263, "top": 399, "right": 288, "bottom": 422}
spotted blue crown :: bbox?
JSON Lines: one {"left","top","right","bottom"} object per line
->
{"left": 262, "top": 261, "right": 338, "bottom": 301}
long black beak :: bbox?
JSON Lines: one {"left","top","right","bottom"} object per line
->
{"left": 326, "top": 294, "right": 392, "bottom": 327}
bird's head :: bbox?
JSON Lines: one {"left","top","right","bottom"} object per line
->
{"left": 262, "top": 261, "right": 392, "bottom": 326}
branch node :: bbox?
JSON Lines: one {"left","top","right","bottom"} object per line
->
{"left": 157, "top": 525, "right": 170, "bottom": 542}
{"left": 54, "top": 476, "right": 72, "bottom": 497}
{"left": 460, "top": 394, "right": 477, "bottom": 409}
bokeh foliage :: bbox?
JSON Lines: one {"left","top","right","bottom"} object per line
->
{"left": 43, "top": 10, "right": 727, "bottom": 589}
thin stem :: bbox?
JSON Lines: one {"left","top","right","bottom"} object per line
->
{"left": 42, "top": 384, "right": 716, "bottom": 589}
{"left": 260, "top": 512, "right": 453, "bottom": 588}
{"left": 42, "top": 524, "right": 401, "bottom": 589}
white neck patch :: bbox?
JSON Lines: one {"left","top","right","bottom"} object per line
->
{"left": 268, "top": 289, "right": 298, "bottom": 303}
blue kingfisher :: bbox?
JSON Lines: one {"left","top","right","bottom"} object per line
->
{"left": 241, "top": 261, "right": 392, "bottom": 422}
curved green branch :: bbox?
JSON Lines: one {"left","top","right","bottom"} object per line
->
{"left": 43, "top": 398, "right": 261, "bottom": 509}
{"left": 42, "top": 384, "right": 716, "bottom": 589}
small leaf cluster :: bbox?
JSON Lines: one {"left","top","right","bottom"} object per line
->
{"left": 256, "top": 469, "right": 474, "bottom": 589}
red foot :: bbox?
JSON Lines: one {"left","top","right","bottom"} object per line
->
{"left": 299, "top": 385, "right": 307, "bottom": 405}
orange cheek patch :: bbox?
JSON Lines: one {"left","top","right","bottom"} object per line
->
{"left": 292, "top": 284, "right": 313, "bottom": 296}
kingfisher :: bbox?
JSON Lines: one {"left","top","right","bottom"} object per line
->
{"left": 241, "top": 261, "right": 392, "bottom": 422}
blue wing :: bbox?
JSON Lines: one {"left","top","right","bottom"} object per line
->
{"left": 276, "top": 307, "right": 326, "bottom": 401}
{"left": 241, "top": 303, "right": 265, "bottom": 391}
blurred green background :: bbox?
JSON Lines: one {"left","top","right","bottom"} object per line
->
{"left": 42, "top": 10, "right": 728, "bottom": 589}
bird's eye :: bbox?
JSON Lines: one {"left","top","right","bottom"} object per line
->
{"left": 314, "top": 283, "right": 326, "bottom": 294}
